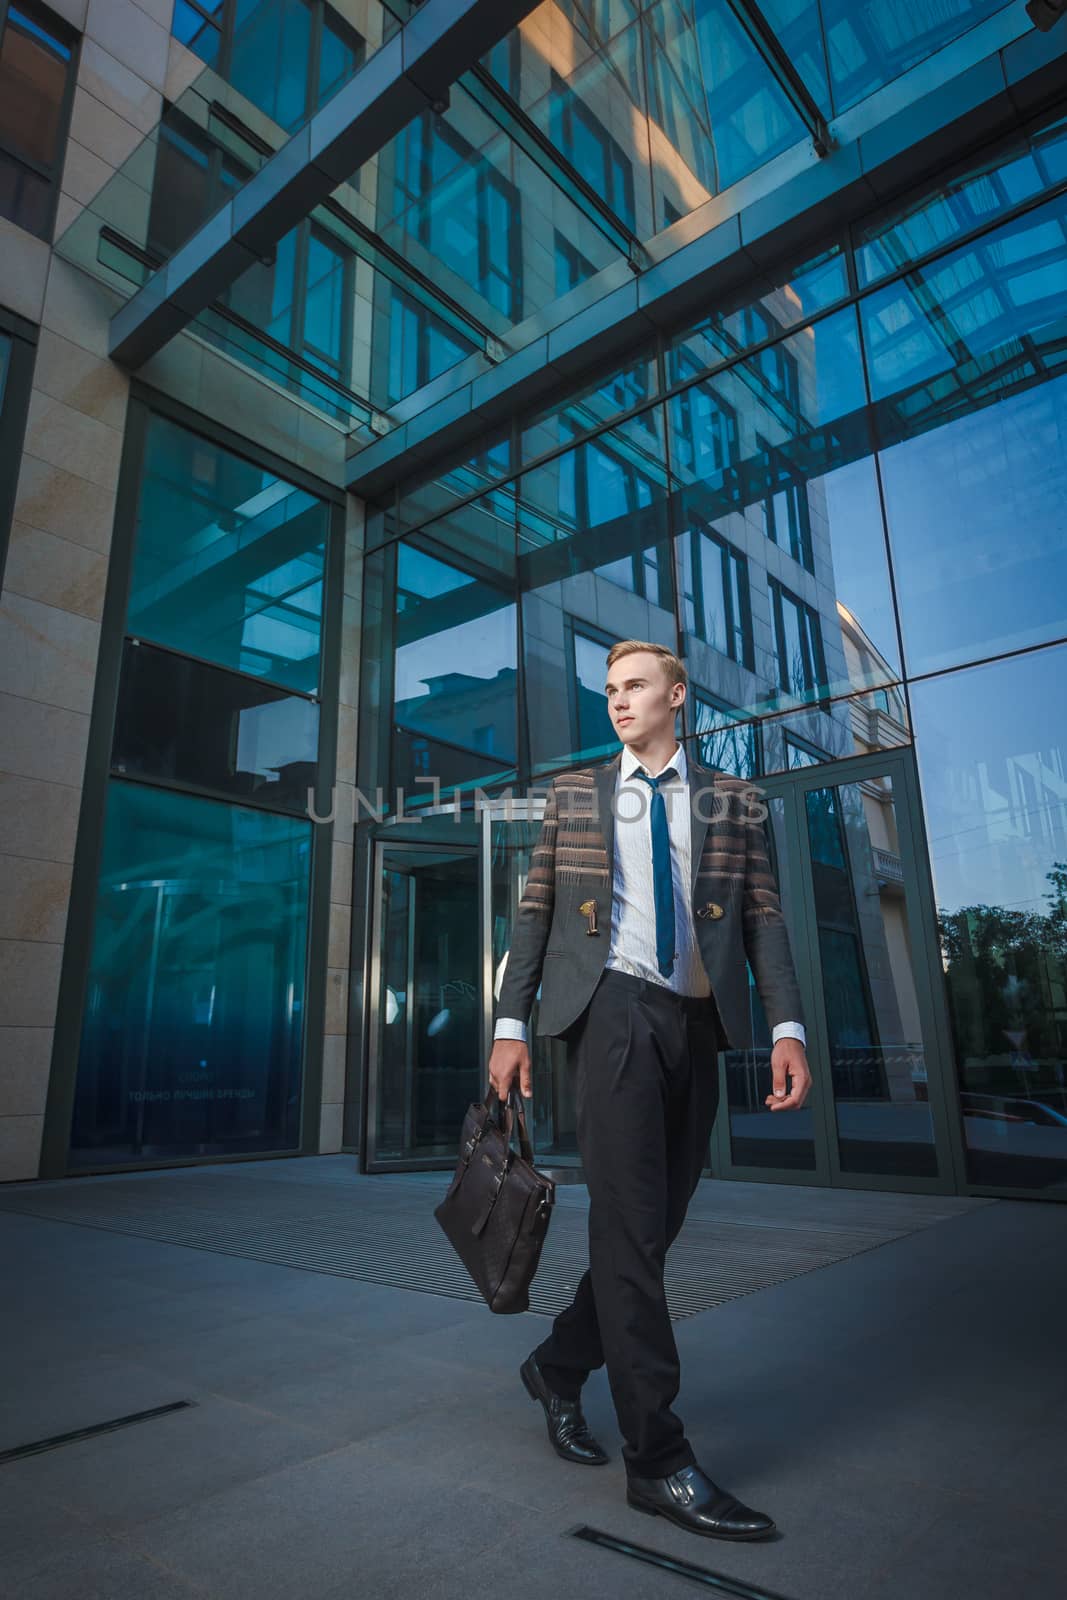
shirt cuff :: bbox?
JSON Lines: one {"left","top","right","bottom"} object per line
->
{"left": 772, "top": 1020, "right": 806, "bottom": 1046}
{"left": 493, "top": 1017, "right": 527, "bottom": 1043}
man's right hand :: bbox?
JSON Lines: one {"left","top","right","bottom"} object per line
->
{"left": 488, "top": 1038, "right": 532, "bottom": 1102}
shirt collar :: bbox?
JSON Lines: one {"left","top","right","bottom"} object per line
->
{"left": 619, "top": 740, "right": 687, "bottom": 785}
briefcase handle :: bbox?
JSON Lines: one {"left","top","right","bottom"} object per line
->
{"left": 484, "top": 1085, "right": 534, "bottom": 1165}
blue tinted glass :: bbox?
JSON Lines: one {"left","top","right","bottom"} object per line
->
{"left": 385, "top": 287, "right": 477, "bottom": 408}
{"left": 669, "top": 243, "right": 849, "bottom": 380}
{"left": 317, "top": 10, "right": 362, "bottom": 110}
{"left": 646, "top": 0, "right": 807, "bottom": 194}
{"left": 856, "top": 110, "right": 1067, "bottom": 288}
{"left": 128, "top": 414, "right": 329, "bottom": 694}
{"left": 394, "top": 541, "right": 517, "bottom": 797}
{"left": 520, "top": 415, "right": 675, "bottom": 774}
{"left": 910, "top": 645, "right": 1067, "bottom": 1192}
{"left": 820, "top": 0, "right": 1011, "bottom": 115}
{"left": 171, "top": 0, "right": 223, "bottom": 61}
{"left": 302, "top": 231, "right": 345, "bottom": 368}
{"left": 879, "top": 372, "right": 1067, "bottom": 678}
{"left": 113, "top": 639, "right": 319, "bottom": 811}
{"left": 0, "top": 331, "right": 10, "bottom": 410}
{"left": 230, "top": 0, "right": 312, "bottom": 131}
{"left": 670, "top": 307, "right": 901, "bottom": 723}
{"left": 70, "top": 780, "right": 310, "bottom": 1166}
{"left": 862, "top": 191, "right": 1067, "bottom": 439}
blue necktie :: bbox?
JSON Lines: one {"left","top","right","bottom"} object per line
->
{"left": 635, "top": 768, "right": 676, "bottom": 978}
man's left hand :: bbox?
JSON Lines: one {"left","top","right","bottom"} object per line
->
{"left": 765, "top": 1038, "right": 811, "bottom": 1111}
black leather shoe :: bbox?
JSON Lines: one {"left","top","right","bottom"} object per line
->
{"left": 520, "top": 1353, "right": 609, "bottom": 1465}
{"left": 626, "top": 1463, "right": 775, "bottom": 1539}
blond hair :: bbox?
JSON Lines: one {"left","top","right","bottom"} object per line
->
{"left": 605, "top": 639, "right": 687, "bottom": 690}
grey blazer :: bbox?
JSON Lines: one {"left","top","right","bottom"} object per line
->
{"left": 493, "top": 749, "right": 805, "bottom": 1050}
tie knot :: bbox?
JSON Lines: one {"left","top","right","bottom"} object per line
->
{"left": 635, "top": 766, "right": 677, "bottom": 790}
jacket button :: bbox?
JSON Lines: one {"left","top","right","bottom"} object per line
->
{"left": 699, "top": 902, "right": 724, "bottom": 920}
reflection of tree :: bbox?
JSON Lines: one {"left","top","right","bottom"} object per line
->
{"left": 937, "top": 862, "right": 1067, "bottom": 1070}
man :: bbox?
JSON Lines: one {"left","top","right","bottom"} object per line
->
{"left": 488, "top": 639, "right": 811, "bottom": 1541}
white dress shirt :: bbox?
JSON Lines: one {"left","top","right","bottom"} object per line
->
{"left": 494, "top": 741, "right": 806, "bottom": 1048}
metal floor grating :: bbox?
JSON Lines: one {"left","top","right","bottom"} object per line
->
{"left": 0, "top": 1157, "right": 991, "bottom": 1319}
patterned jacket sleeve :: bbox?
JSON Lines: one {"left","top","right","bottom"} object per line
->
{"left": 740, "top": 792, "right": 805, "bottom": 1034}
{"left": 492, "top": 779, "right": 559, "bottom": 1032}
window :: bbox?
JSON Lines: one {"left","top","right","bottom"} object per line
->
{"left": 756, "top": 432, "right": 813, "bottom": 572}
{"left": 147, "top": 109, "right": 355, "bottom": 401}
{"left": 571, "top": 624, "right": 618, "bottom": 761}
{"left": 669, "top": 361, "right": 739, "bottom": 482}
{"left": 554, "top": 230, "right": 597, "bottom": 297}
{"left": 394, "top": 114, "right": 521, "bottom": 322}
{"left": 743, "top": 306, "right": 800, "bottom": 411}
{"left": 0, "top": 0, "right": 76, "bottom": 240}
{"left": 386, "top": 287, "right": 477, "bottom": 408}
{"left": 126, "top": 412, "right": 331, "bottom": 695}
{"left": 691, "top": 694, "right": 760, "bottom": 780}
{"left": 549, "top": 67, "right": 635, "bottom": 232}
{"left": 171, "top": 0, "right": 364, "bottom": 132}
{"left": 768, "top": 577, "right": 828, "bottom": 707}
{"left": 677, "top": 526, "right": 753, "bottom": 670}
{"left": 0, "top": 311, "right": 36, "bottom": 582}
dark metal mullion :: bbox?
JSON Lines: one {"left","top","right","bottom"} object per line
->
{"left": 725, "top": 0, "right": 832, "bottom": 155}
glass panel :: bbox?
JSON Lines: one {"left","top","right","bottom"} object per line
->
{"left": 645, "top": 0, "right": 808, "bottom": 200}
{"left": 820, "top": 0, "right": 1011, "bottom": 115}
{"left": 489, "top": 808, "right": 577, "bottom": 1158}
{"left": 912, "top": 646, "right": 1067, "bottom": 1193}
{"left": 393, "top": 538, "right": 518, "bottom": 801}
{"left": 669, "top": 308, "right": 900, "bottom": 722}
{"left": 861, "top": 190, "right": 1067, "bottom": 450}
{"left": 172, "top": 0, "right": 225, "bottom": 60}
{"left": 805, "top": 773, "right": 937, "bottom": 1177}
{"left": 502, "top": 7, "right": 652, "bottom": 238}
{"left": 229, "top": 0, "right": 315, "bottom": 132}
{"left": 519, "top": 411, "right": 675, "bottom": 775}
{"left": 112, "top": 639, "right": 319, "bottom": 812}
{"left": 390, "top": 426, "right": 515, "bottom": 539}
{"left": 374, "top": 844, "right": 480, "bottom": 1160}
{"left": 0, "top": 331, "right": 10, "bottom": 411}
{"left": 70, "top": 780, "right": 310, "bottom": 1166}
{"left": 880, "top": 372, "right": 1067, "bottom": 680}
{"left": 855, "top": 106, "right": 1067, "bottom": 289}
{"left": 724, "top": 793, "right": 817, "bottom": 1169}
{"left": 867, "top": 194, "right": 1067, "bottom": 678}
{"left": 0, "top": 4, "right": 72, "bottom": 171}
{"left": 0, "top": 2, "right": 72, "bottom": 237}
{"left": 127, "top": 414, "right": 330, "bottom": 694}
{"left": 666, "top": 241, "right": 849, "bottom": 379}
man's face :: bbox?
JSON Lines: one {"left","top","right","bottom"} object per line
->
{"left": 605, "top": 651, "right": 684, "bottom": 744}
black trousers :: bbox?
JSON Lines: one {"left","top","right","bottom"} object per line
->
{"left": 533, "top": 966, "right": 723, "bottom": 1480}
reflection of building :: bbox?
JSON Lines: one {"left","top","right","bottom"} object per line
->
{"left": 2, "top": 1, "right": 1067, "bottom": 1201}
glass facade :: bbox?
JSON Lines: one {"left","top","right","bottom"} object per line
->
{"left": 30, "top": 1, "right": 1067, "bottom": 1199}
{"left": 354, "top": 95, "right": 1067, "bottom": 1196}
{"left": 69, "top": 412, "right": 336, "bottom": 1168}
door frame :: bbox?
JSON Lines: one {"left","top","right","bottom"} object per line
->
{"left": 363, "top": 822, "right": 481, "bottom": 1171}
{"left": 710, "top": 745, "right": 967, "bottom": 1195}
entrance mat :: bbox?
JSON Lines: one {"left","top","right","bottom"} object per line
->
{"left": 0, "top": 1157, "right": 991, "bottom": 1320}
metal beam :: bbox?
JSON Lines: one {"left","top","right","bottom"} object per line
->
{"left": 108, "top": 0, "right": 542, "bottom": 370}
{"left": 725, "top": 0, "right": 833, "bottom": 157}
{"left": 345, "top": 8, "right": 1064, "bottom": 500}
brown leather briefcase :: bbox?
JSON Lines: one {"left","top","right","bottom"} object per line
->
{"left": 433, "top": 1087, "right": 555, "bottom": 1314}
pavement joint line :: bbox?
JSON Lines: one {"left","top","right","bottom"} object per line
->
{"left": 0, "top": 1400, "right": 198, "bottom": 1464}
{"left": 569, "top": 1522, "right": 797, "bottom": 1596}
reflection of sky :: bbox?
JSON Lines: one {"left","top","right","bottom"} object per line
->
{"left": 395, "top": 605, "right": 515, "bottom": 700}
{"left": 880, "top": 377, "right": 1067, "bottom": 678}
{"left": 817, "top": 455, "right": 900, "bottom": 676}
{"left": 911, "top": 645, "right": 1067, "bottom": 918}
